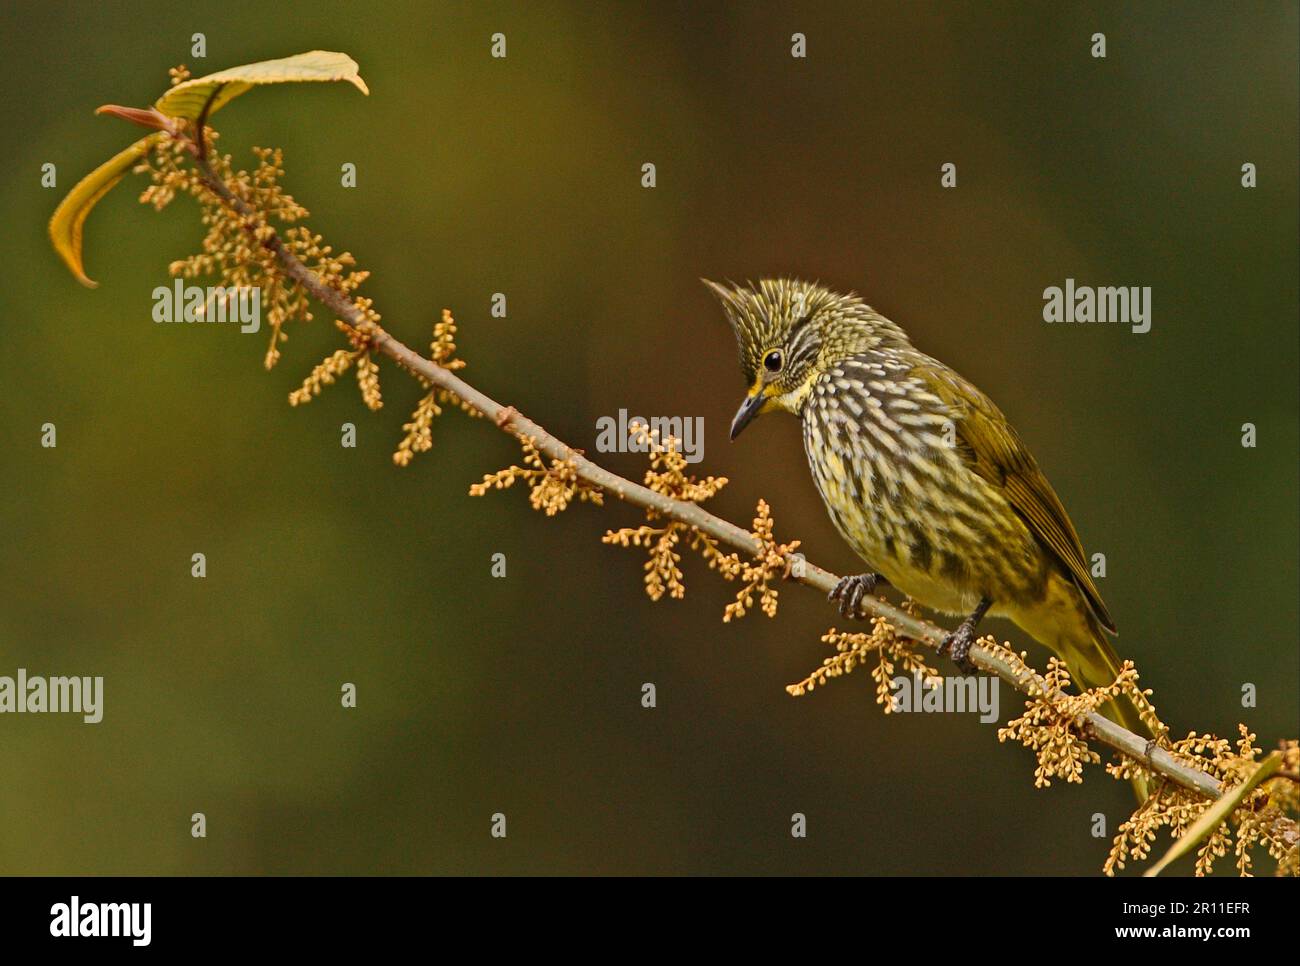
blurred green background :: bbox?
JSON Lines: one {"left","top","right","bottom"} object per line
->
{"left": 0, "top": 1, "right": 1296, "bottom": 875}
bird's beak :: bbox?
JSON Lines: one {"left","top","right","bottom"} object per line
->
{"left": 730, "top": 391, "right": 765, "bottom": 441}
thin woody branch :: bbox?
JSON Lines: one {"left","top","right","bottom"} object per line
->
{"left": 185, "top": 145, "right": 1231, "bottom": 804}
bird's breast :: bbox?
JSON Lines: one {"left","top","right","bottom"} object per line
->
{"left": 800, "top": 361, "right": 1039, "bottom": 613}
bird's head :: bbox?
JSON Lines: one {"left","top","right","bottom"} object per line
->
{"left": 704, "top": 277, "right": 910, "bottom": 440}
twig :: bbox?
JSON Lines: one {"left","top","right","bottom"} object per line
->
{"left": 187, "top": 147, "right": 1228, "bottom": 804}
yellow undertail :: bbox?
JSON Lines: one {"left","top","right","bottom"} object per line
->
{"left": 1055, "top": 611, "right": 1151, "bottom": 803}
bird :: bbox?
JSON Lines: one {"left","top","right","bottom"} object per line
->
{"left": 707, "top": 277, "right": 1149, "bottom": 799}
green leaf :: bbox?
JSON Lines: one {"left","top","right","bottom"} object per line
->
{"left": 153, "top": 50, "right": 369, "bottom": 120}
{"left": 48, "top": 134, "right": 160, "bottom": 288}
{"left": 1143, "top": 750, "right": 1282, "bottom": 877}
{"left": 50, "top": 50, "right": 368, "bottom": 287}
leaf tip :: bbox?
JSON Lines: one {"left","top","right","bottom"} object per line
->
{"left": 95, "top": 104, "right": 170, "bottom": 131}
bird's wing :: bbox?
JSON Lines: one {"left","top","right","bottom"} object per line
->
{"left": 912, "top": 362, "right": 1116, "bottom": 633}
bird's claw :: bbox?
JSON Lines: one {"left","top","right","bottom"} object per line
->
{"left": 938, "top": 622, "right": 978, "bottom": 674}
{"left": 828, "top": 573, "right": 881, "bottom": 620}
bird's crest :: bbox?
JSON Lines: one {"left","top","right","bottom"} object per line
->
{"left": 703, "top": 278, "right": 910, "bottom": 384}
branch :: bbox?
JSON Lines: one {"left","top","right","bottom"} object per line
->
{"left": 186, "top": 149, "right": 1227, "bottom": 803}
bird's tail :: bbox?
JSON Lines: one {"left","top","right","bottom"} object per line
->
{"left": 1058, "top": 611, "right": 1151, "bottom": 803}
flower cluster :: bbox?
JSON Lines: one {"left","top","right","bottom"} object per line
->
{"left": 469, "top": 437, "right": 604, "bottom": 516}
{"left": 1106, "top": 732, "right": 1298, "bottom": 877}
{"left": 786, "top": 610, "right": 940, "bottom": 709}
{"left": 393, "top": 310, "right": 479, "bottom": 466}
{"left": 601, "top": 424, "right": 731, "bottom": 602}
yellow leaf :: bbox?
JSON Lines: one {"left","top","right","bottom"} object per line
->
{"left": 49, "top": 50, "right": 368, "bottom": 287}
{"left": 154, "top": 50, "right": 369, "bottom": 119}
{"left": 48, "top": 134, "right": 160, "bottom": 287}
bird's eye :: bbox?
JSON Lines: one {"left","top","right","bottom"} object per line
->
{"left": 763, "top": 349, "right": 783, "bottom": 373}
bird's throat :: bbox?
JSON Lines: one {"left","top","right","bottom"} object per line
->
{"left": 774, "top": 372, "right": 818, "bottom": 415}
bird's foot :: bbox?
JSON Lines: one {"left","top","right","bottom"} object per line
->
{"left": 828, "top": 573, "right": 886, "bottom": 619}
{"left": 936, "top": 596, "right": 993, "bottom": 674}
{"left": 937, "top": 622, "right": 979, "bottom": 674}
